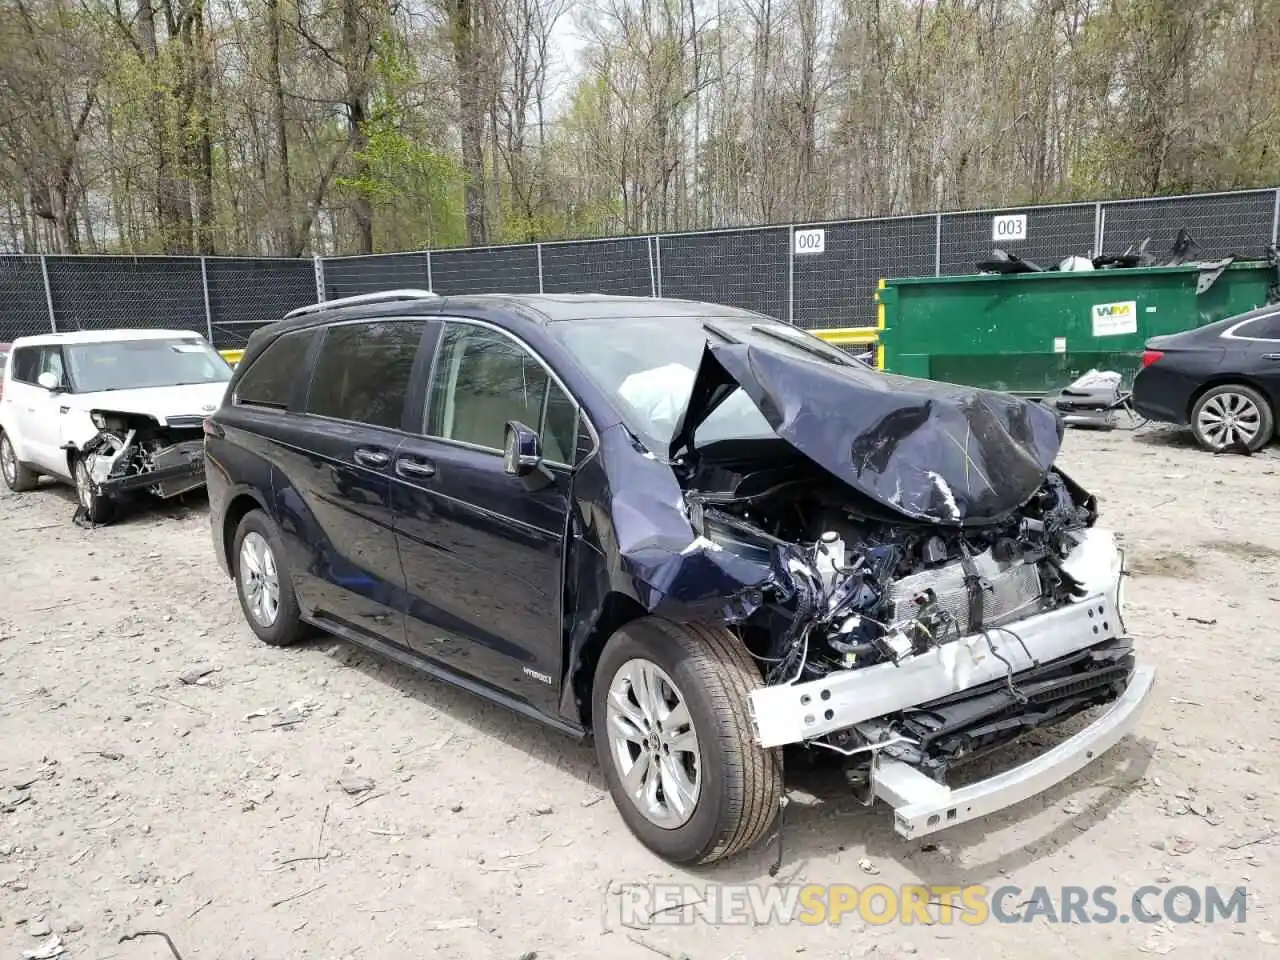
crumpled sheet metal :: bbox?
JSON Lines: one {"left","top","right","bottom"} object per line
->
{"left": 597, "top": 424, "right": 778, "bottom": 617}
{"left": 685, "top": 342, "right": 1064, "bottom": 525}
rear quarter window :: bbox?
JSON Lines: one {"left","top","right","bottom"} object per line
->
{"left": 9, "top": 347, "right": 39, "bottom": 384}
{"left": 234, "top": 329, "right": 317, "bottom": 409}
{"left": 1231, "top": 313, "right": 1280, "bottom": 340}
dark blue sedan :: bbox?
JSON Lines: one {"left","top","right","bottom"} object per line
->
{"left": 1132, "top": 303, "right": 1280, "bottom": 452}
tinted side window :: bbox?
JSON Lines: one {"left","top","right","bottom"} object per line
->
{"left": 10, "top": 347, "right": 39, "bottom": 384}
{"left": 235, "top": 329, "right": 316, "bottom": 409}
{"left": 306, "top": 321, "right": 423, "bottom": 429}
{"left": 1236, "top": 313, "right": 1280, "bottom": 340}
{"left": 426, "top": 323, "right": 578, "bottom": 463}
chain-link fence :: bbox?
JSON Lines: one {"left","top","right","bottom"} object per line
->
{"left": 937, "top": 203, "right": 1099, "bottom": 277}
{"left": 1, "top": 188, "right": 1276, "bottom": 346}
{"left": 659, "top": 227, "right": 791, "bottom": 319}
{"left": 44, "top": 256, "right": 207, "bottom": 336}
{"left": 0, "top": 256, "right": 52, "bottom": 344}
{"left": 541, "top": 237, "right": 654, "bottom": 296}
{"left": 1099, "top": 191, "right": 1278, "bottom": 260}
{"left": 795, "top": 215, "right": 937, "bottom": 327}
{"left": 323, "top": 252, "right": 427, "bottom": 301}
{"left": 207, "top": 257, "right": 317, "bottom": 347}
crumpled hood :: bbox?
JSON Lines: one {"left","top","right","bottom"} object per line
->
{"left": 69, "top": 382, "right": 229, "bottom": 424}
{"left": 669, "top": 341, "right": 1064, "bottom": 525}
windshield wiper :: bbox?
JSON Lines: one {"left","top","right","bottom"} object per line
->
{"left": 702, "top": 322, "right": 741, "bottom": 344}
{"left": 748, "top": 324, "right": 853, "bottom": 365}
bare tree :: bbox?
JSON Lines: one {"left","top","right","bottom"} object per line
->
{"left": 446, "top": 0, "right": 490, "bottom": 244}
{"left": 491, "top": 0, "right": 568, "bottom": 239}
{"left": 0, "top": 0, "right": 104, "bottom": 252}
{"left": 1, "top": 0, "right": 1278, "bottom": 254}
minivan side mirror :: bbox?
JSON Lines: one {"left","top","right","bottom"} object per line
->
{"left": 37, "top": 372, "right": 60, "bottom": 392}
{"left": 503, "top": 420, "right": 542, "bottom": 477}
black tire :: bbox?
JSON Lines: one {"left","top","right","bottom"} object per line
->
{"left": 592, "top": 617, "right": 783, "bottom": 865}
{"left": 73, "top": 456, "right": 116, "bottom": 524}
{"left": 232, "top": 509, "right": 307, "bottom": 647}
{"left": 1190, "top": 383, "right": 1275, "bottom": 453}
{"left": 0, "top": 431, "right": 39, "bottom": 492}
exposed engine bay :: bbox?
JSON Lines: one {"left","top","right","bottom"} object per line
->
{"left": 680, "top": 449, "right": 1132, "bottom": 781}
{"left": 79, "top": 411, "right": 206, "bottom": 502}
{"left": 582, "top": 332, "right": 1153, "bottom": 843}
{"left": 686, "top": 453, "right": 1097, "bottom": 680}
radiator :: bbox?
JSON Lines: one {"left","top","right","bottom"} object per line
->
{"left": 888, "top": 549, "right": 1044, "bottom": 636}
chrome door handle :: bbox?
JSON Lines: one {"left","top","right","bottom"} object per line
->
{"left": 396, "top": 458, "right": 436, "bottom": 479}
{"left": 353, "top": 448, "right": 390, "bottom": 468}
{"left": 1263, "top": 353, "right": 1280, "bottom": 360}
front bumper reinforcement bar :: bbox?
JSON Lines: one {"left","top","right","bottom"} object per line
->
{"left": 873, "top": 664, "right": 1155, "bottom": 838}
{"left": 749, "top": 592, "right": 1127, "bottom": 748}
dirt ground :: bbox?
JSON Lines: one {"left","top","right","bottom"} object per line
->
{"left": 2, "top": 425, "right": 1279, "bottom": 960}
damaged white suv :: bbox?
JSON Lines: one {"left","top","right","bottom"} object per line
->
{"left": 0, "top": 329, "right": 231, "bottom": 523}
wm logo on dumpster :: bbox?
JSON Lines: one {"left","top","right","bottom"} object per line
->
{"left": 1090, "top": 300, "right": 1138, "bottom": 337}
{"left": 1092, "top": 303, "right": 1133, "bottom": 318}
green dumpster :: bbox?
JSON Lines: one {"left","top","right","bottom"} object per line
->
{"left": 875, "top": 261, "right": 1277, "bottom": 394}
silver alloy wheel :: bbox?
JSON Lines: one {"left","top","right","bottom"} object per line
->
{"left": 239, "top": 531, "right": 281, "bottom": 627}
{"left": 605, "top": 658, "right": 701, "bottom": 829}
{"left": 1197, "top": 390, "right": 1263, "bottom": 449}
{"left": 74, "top": 459, "right": 94, "bottom": 508}
{"left": 1, "top": 436, "right": 16, "bottom": 486}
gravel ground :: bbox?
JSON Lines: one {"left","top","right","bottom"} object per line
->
{"left": 1, "top": 426, "right": 1279, "bottom": 960}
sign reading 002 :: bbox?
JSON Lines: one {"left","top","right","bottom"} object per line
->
{"left": 794, "top": 229, "right": 826, "bottom": 255}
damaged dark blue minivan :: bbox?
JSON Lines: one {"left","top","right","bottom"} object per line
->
{"left": 204, "top": 291, "right": 1154, "bottom": 864}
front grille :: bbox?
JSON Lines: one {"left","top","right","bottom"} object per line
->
{"left": 888, "top": 549, "right": 1044, "bottom": 635}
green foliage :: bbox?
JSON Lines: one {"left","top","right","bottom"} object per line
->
{"left": 2, "top": 0, "right": 1279, "bottom": 253}
{"left": 334, "top": 31, "right": 467, "bottom": 250}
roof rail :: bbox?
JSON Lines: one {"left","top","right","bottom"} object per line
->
{"left": 284, "top": 289, "right": 438, "bottom": 320}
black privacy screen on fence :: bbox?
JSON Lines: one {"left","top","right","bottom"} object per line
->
{"left": 1100, "top": 192, "right": 1278, "bottom": 260}
{"left": 938, "top": 204, "right": 1098, "bottom": 276}
{"left": 1, "top": 188, "right": 1276, "bottom": 347}
{"left": 324, "top": 253, "right": 427, "bottom": 301}
{"left": 541, "top": 237, "right": 652, "bottom": 296}
{"left": 46, "top": 256, "right": 207, "bottom": 335}
{"left": 208, "top": 258, "right": 316, "bottom": 347}
{"left": 659, "top": 228, "right": 790, "bottom": 320}
{"left": 431, "top": 246, "right": 540, "bottom": 295}
{"left": 0, "top": 256, "right": 50, "bottom": 343}
{"left": 794, "top": 216, "right": 936, "bottom": 328}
